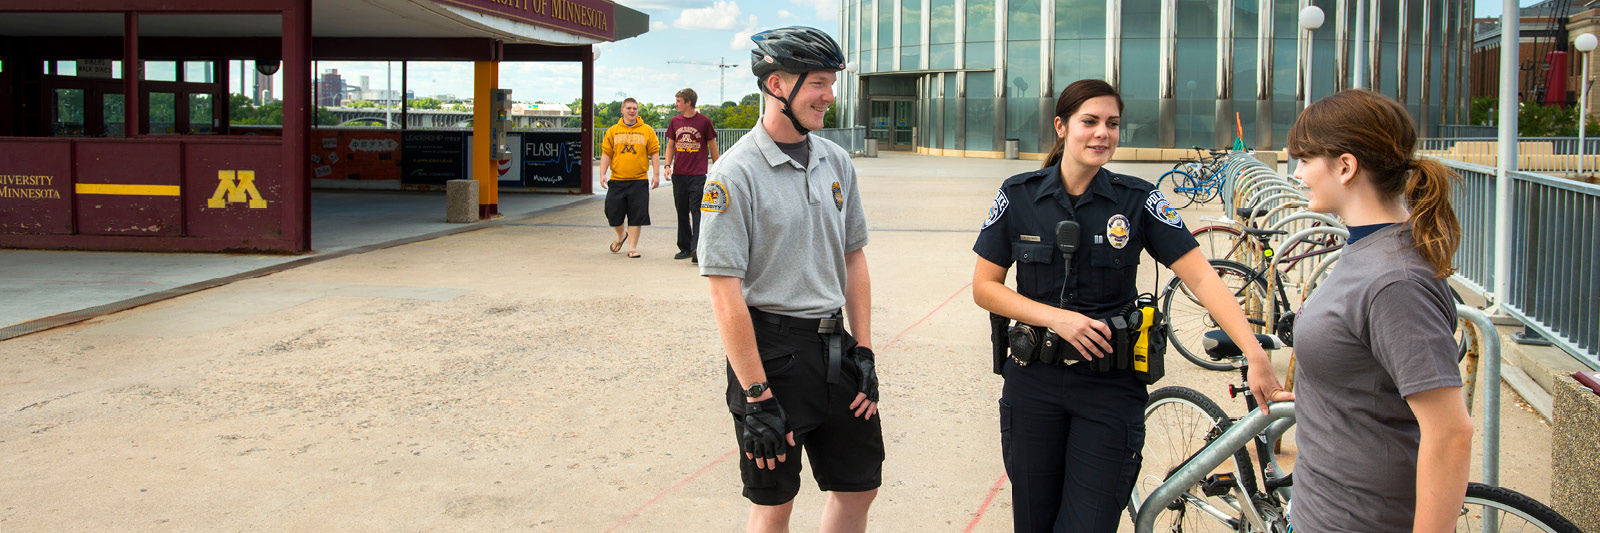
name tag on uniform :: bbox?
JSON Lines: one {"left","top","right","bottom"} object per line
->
{"left": 1020, "top": 235, "right": 1041, "bottom": 242}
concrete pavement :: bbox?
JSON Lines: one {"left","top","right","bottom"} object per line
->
{"left": 0, "top": 152, "right": 1563, "bottom": 531}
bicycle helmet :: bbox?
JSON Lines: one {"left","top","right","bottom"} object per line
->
{"left": 749, "top": 26, "right": 845, "bottom": 135}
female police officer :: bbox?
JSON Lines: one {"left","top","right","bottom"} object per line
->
{"left": 971, "top": 79, "right": 1286, "bottom": 532}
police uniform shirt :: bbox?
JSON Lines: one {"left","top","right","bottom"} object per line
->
{"left": 697, "top": 119, "right": 869, "bottom": 320}
{"left": 972, "top": 166, "right": 1198, "bottom": 318}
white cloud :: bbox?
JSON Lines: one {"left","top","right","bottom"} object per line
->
{"left": 777, "top": 9, "right": 793, "bottom": 18}
{"left": 673, "top": 1, "right": 743, "bottom": 31}
{"left": 729, "top": 15, "right": 761, "bottom": 50}
{"left": 790, "top": 0, "right": 839, "bottom": 21}
{"left": 651, "top": 21, "right": 669, "bottom": 31}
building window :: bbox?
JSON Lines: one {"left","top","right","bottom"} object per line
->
{"left": 967, "top": 71, "right": 996, "bottom": 151}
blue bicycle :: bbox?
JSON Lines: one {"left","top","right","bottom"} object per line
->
{"left": 1157, "top": 147, "right": 1231, "bottom": 209}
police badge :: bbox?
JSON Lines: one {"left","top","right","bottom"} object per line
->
{"left": 1107, "top": 214, "right": 1131, "bottom": 249}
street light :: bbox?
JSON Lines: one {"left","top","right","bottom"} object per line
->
{"left": 1300, "top": 6, "right": 1326, "bottom": 111}
{"left": 1577, "top": 32, "right": 1597, "bottom": 175}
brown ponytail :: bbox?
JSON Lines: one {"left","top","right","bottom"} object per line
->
{"left": 1043, "top": 79, "right": 1123, "bottom": 169}
{"left": 1406, "top": 157, "right": 1462, "bottom": 277}
{"left": 1287, "top": 89, "right": 1461, "bottom": 278}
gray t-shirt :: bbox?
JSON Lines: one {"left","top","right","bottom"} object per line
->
{"left": 696, "top": 120, "right": 869, "bottom": 319}
{"left": 1291, "top": 224, "right": 1463, "bottom": 532}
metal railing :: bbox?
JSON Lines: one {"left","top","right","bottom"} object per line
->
{"left": 584, "top": 126, "right": 866, "bottom": 159}
{"left": 1434, "top": 156, "right": 1600, "bottom": 367}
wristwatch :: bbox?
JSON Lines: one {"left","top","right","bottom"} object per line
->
{"left": 743, "top": 381, "right": 770, "bottom": 398}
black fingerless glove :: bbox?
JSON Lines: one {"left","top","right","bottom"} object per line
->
{"left": 741, "top": 397, "right": 790, "bottom": 460}
{"left": 852, "top": 346, "right": 879, "bottom": 402}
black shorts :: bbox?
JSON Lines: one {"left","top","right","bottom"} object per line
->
{"left": 726, "top": 314, "right": 885, "bottom": 506}
{"left": 604, "top": 179, "right": 651, "bottom": 227}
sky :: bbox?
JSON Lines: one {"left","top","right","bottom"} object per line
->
{"left": 230, "top": 0, "right": 1538, "bottom": 108}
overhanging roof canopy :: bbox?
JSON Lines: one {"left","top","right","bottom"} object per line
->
{"left": 0, "top": 0, "right": 647, "bottom": 46}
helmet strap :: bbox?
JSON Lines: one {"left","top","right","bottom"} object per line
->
{"left": 760, "top": 71, "right": 814, "bottom": 136}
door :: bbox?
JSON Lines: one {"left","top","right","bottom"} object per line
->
{"left": 893, "top": 101, "right": 913, "bottom": 148}
{"left": 869, "top": 100, "right": 891, "bottom": 145}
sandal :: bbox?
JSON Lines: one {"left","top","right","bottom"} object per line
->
{"left": 609, "top": 234, "right": 628, "bottom": 253}
{"left": 627, "top": 251, "right": 641, "bottom": 259}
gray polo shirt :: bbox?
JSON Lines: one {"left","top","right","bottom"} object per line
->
{"left": 697, "top": 121, "right": 869, "bottom": 319}
{"left": 1290, "top": 224, "right": 1463, "bottom": 532}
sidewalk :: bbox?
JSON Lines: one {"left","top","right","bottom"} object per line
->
{"left": 0, "top": 152, "right": 1559, "bottom": 531}
{"left": 1, "top": 190, "right": 592, "bottom": 338}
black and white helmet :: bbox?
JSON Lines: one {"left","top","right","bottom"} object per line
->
{"left": 749, "top": 26, "right": 846, "bottom": 79}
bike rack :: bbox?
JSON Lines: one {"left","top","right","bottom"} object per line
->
{"left": 1456, "top": 304, "right": 1502, "bottom": 487}
{"left": 1133, "top": 402, "right": 1298, "bottom": 533}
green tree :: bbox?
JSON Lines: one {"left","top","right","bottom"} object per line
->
{"left": 409, "top": 97, "right": 442, "bottom": 110}
{"left": 739, "top": 93, "right": 760, "bottom": 107}
{"left": 824, "top": 103, "right": 837, "bottom": 129}
{"left": 348, "top": 100, "right": 376, "bottom": 108}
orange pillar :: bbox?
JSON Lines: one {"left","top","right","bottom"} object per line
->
{"left": 472, "top": 61, "right": 499, "bottom": 218}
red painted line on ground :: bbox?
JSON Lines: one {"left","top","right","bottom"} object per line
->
{"left": 880, "top": 282, "right": 972, "bottom": 351}
{"left": 963, "top": 474, "right": 1009, "bottom": 533}
{"left": 605, "top": 448, "right": 738, "bottom": 533}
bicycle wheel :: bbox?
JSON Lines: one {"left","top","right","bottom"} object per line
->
{"left": 1160, "top": 170, "right": 1195, "bottom": 208}
{"left": 1161, "top": 259, "right": 1270, "bottom": 371}
{"left": 1130, "top": 386, "right": 1258, "bottom": 532}
{"left": 1456, "top": 482, "right": 1582, "bottom": 532}
{"left": 1179, "top": 174, "right": 1208, "bottom": 208}
{"left": 1199, "top": 178, "right": 1224, "bottom": 204}
{"left": 1191, "top": 225, "right": 1247, "bottom": 262}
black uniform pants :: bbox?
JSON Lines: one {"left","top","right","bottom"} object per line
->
{"left": 1000, "top": 358, "right": 1148, "bottom": 532}
{"left": 671, "top": 173, "right": 705, "bottom": 254}
{"left": 726, "top": 312, "right": 885, "bottom": 506}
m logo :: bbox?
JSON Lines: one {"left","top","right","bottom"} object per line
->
{"left": 208, "top": 170, "right": 268, "bottom": 209}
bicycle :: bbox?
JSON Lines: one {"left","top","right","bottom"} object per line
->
{"left": 1159, "top": 147, "right": 1231, "bottom": 209}
{"left": 1162, "top": 226, "right": 1468, "bottom": 372}
{"left": 1129, "top": 331, "right": 1583, "bottom": 533}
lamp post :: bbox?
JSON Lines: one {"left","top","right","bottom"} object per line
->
{"left": 1300, "top": 6, "right": 1325, "bottom": 110}
{"left": 1577, "top": 33, "right": 1597, "bottom": 176}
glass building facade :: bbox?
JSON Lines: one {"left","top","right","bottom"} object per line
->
{"left": 839, "top": 0, "right": 1473, "bottom": 155}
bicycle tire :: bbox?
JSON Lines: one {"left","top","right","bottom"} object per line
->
{"left": 1199, "top": 178, "right": 1224, "bottom": 204}
{"left": 1160, "top": 170, "right": 1195, "bottom": 208}
{"left": 1130, "top": 386, "right": 1258, "bottom": 532}
{"left": 1179, "top": 175, "right": 1208, "bottom": 208}
{"left": 1190, "top": 225, "right": 1247, "bottom": 262}
{"left": 1161, "top": 259, "right": 1269, "bottom": 371}
{"left": 1456, "top": 482, "right": 1582, "bottom": 533}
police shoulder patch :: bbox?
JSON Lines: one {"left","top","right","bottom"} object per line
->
{"left": 832, "top": 181, "right": 844, "bottom": 211}
{"left": 1145, "top": 191, "right": 1184, "bottom": 228}
{"left": 702, "top": 181, "right": 730, "bottom": 213}
{"left": 982, "top": 190, "right": 1009, "bottom": 230}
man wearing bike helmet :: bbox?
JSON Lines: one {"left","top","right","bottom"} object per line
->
{"left": 697, "top": 26, "right": 882, "bottom": 532}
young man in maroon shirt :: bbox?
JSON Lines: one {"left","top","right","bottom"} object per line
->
{"left": 665, "top": 88, "right": 719, "bottom": 263}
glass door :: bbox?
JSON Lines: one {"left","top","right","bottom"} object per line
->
{"left": 103, "top": 93, "right": 125, "bottom": 137}
{"left": 869, "top": 100, "right": 891, "bottom": 144}
{"left": 893, "top": 101, "right": 914, "bottom": 148}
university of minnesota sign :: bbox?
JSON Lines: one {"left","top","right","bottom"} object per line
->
{"left": 438, "top": 0, "right": 615, "bottom": 41}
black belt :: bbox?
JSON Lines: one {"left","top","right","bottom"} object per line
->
{"left": 749, "top": 307, "right": 845, "bottom": 384}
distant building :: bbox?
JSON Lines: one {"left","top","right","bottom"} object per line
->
{"left": 316, "top": 69, "right": 345, "bottom": 106}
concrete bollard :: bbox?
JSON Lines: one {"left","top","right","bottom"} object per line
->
{"left": 864, "top": 138, "right": 878, "bottom": 158}
{"left": 1552, "top": 372, "right": 1600, "bottom": 532}
{"left": 446, "top": 179, "right": 479, "bottom": 223}
{"left": 1005, "top": 139, "right": 1019, "bottom": 160}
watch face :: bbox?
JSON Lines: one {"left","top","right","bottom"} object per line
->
{"left": 745, "top": 382, "right": 767, "bottom": 397}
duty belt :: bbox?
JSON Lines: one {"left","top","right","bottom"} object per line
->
{"left": 749, "top": 307, "right": 846, "bottom": 383}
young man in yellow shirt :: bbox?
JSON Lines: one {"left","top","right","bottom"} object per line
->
{"left": 599, "top": 98, "right": 662, "bottom": 258}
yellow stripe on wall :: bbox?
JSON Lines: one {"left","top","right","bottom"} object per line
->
{"left": 75, "top": 184, "right": 181, "bottom": 196}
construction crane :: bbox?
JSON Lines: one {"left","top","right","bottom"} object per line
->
{"left": 665, "top": 57, "right": 740, "bottom": 105}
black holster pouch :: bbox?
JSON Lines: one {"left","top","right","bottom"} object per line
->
{"left": 989, "top": 313, "right": 1010, "bottom": 375}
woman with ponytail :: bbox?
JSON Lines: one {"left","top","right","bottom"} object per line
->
{"left": 972, "top": 79, "right": 1278, "bottom": 531}
{"left": 1264, "top": 89, "right": 1473, "bottom": 532}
